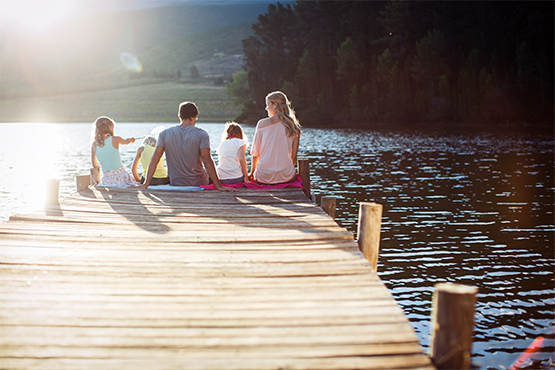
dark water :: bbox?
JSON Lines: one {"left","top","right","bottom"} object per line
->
{"left": 301, "top": 128, "right": 555, "bottom": 370}
{"left": 0, "top": 123, "right": 553, "bottom": 369}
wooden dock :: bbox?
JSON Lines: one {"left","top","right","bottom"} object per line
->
{"left": 0, "top": 185, "right": 435, "bottom": 370}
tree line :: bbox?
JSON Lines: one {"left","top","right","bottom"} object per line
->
{"left": 228, "top": 1, "right": 553, "bottom": 127}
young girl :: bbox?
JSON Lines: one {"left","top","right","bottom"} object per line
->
{"left": 131, "top": 135, "right": 170, "bottom": 185}
{"left": 249, "top": 91, "right": 301, "bottom": 184}
{"left": 91, "top": 116, "right": 138, "bottom": 187}
{"left": 216, "top": 122, "right": 249, "bottom": 184}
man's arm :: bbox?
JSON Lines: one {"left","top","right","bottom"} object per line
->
{"left": 200, "top": 148, "right": 232, "bottom": 191}
{"left": 137, "top": 146, "right": 164, "bottom": 189}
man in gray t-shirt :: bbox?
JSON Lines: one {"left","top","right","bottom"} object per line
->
{"left": 138, "top": 101, "right": 229, "bottom": 190}
{"left": 157, "top": 125, "right": 209, "bottom": 186}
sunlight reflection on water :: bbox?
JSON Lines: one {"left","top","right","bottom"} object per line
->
{"left": 302, "top": 127, "right": 554, "bottom": 370}
{"left": 0, "top": 123, "right": 66, "bottom": 213}
{"left": 0, "top": 122, "right": 553, "bottom": 370}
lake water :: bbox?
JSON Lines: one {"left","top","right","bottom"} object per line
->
{"left": 0, "top": 122, "right": 553, "bottom": 369}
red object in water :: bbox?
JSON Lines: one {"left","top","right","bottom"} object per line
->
{"left": 508, "top": 336, "right": 544, "bottom": 370}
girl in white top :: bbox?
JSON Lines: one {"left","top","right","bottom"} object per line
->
{"left": 216, "top": 122, "right": 249, "bottom": 184}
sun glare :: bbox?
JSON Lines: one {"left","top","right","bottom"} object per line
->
{"left": 0, "top": 123, "right": 64, "bottom": 215}
{"left": 0, "top": 0, "right": 77, "bottom": 32}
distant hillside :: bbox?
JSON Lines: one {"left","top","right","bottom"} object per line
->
{"left": 0, "top": 3, "right": 267, "bottom": 99}
{"left": 104, "top": 4, "right": 270, "bottom": 52}
{"left": 139, "top": 22, "right": 253, "bottom": 78}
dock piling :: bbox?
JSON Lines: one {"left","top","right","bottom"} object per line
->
{"left": 429, "top": 283, "right": 478, "bottom": 370}
{"left": 297, "top": 158, "right": 311, "bottom": 199}
{"left": 76, "top": 168, "right": 101, "bottom": 191}
{"left": 357, "top": 202, "right": 382, "bottom": 272}
{"left": 75, "top": 175, "right": 91, "bottom": 192}
{"left": 321, "top": 196, "right": 337, "bottom": 218}
{"left": 45, "top": 179, "right": 60, "bottom": 205}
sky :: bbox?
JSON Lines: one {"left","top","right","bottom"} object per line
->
{"left": 0, "top": 0, "right": 277, "bottom": 33}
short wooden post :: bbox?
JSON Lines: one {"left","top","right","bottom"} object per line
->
{"left": 45, "top": 179, "right": 60, "bottom": 205}
{"left": 429, "top": 283, "right": 478, "bottom": 370}
{"left": 321, "top": 196, "right": 337, "bottom": 218}
{"left": 297, "top": 158, "right": 311, "bottom": 199}
{"left": 76, "top": 175, "right": 91, "bottom": 192}
{"left": 357, "top": 202, "right": 382, "bottom": 272}
{"left": 91, "top": 167, "right": 101, "bottom": 185}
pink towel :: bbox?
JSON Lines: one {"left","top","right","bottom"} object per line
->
{"left": 201, "top": 175, "right": 305, "bottom": 190}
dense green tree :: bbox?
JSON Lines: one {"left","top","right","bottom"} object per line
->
{"left": 227, "top": 71, "right": 249, "bottom": 105}
{"left": 242, "top": 2, "right": 301, "bottom": 108}
{"left": 231, "top": 1, "right": 553, "bottom": 127}
{"left": 189, "top": 64, "right": 200, "bottom": 79}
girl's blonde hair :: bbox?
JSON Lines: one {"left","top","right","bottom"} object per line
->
{"left": 266, "top": 91, "right": 301, "bottom": 137}
{"left": 93, "top": 116, "right": 115, "bottom": 147}
{"left": 143, "top": 135, "right": 157, "bottom": 147}
{"left": 221, "top": 121, "right": 244, "bottom": 142}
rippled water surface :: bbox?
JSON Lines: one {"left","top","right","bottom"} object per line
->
{"left": 1, "top": 122, "right": 553, "bottom": 369}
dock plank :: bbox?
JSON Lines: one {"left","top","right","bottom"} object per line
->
{"left": 0, "top": 186, "right": 434, "bottom": 370}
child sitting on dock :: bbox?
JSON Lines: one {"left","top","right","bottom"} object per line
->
{"left": 131, "top": 135, "right": 170, "bottom": 185}
{"left": 216, "top": 122, "right": 249, "bottom": 184}
{"left": 91, "top": 116, "right": 138, "bottom": 187}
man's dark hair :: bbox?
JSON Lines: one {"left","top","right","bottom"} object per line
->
{"left": 178, "top": 102, "right": 199, "bottom": 120}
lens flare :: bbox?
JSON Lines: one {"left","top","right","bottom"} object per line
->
{"left": 119, "top": 52, "right": 143, "bottom": 73}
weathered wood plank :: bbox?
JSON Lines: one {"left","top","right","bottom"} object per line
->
{"left": 0, "top": 186, "right": 434, "bottom": 370}
{"left": 0, "top": 229, "right": 355, "bottom": 243}
{"left": 0, "top": 222, "right": 349, "bottom": 234}
{"left": 0, "top": 356, "right": 434, "bottom": 370}
{"left": 0, "top": 343, "right": 427, "bottom": 359}
{"left": 9, "top": 213, "right": 338, "bottom": 227}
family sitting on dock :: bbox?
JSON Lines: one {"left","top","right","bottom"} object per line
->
{"left": 91, "top": 91, "right": 302, "bottom": 191}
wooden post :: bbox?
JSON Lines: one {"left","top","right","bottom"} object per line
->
{"left": 297, "top": 158, "right": 311, "bottom": 199}
{"left": 321, "top": 196, "right": 337, "bottom": 218}
{"left": 76, "top": 175, "right": 91, "bottom": 192}
{"left": 91, "top": 167, "right": 101, "bottom": 185}
{"left": 357, "top": 202, "right": 382, "bottom": 272}
{"left": 429, "top": 283, "right": 478, "bottom": 370}
{"left": 45, "top": 179, "right": 60, "bottom": 205}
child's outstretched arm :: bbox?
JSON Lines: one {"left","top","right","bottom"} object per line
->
{"left": 112, "top": 136, "right": 135, "bottom": 149}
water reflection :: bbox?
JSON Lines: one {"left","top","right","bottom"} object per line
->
{"left": 303, "top": 128, "right": 554, "bottom": 370}
{"left": 0, "top": 123, "right": 67, "bottom": 213}
{"left": 0, "top": 123, "right": 553, "bottom": 369}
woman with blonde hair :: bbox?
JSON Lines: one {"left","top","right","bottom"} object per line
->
{"left": 249, "top": 91, "right": 301, "bottom": 184}
{"left": 91, "top": 116, "right": 138, "bottom": 187}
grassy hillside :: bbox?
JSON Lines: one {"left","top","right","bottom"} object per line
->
{"left": 139, "top": 22, "right": 253, "bottom": 78}
{"left": 0, "top": 4, "right": 263, "bottom": 100}
{"left": 0, "top": 81, "right": 241, "bottom": 123}
{"left": 0, "top": 3, "right": 265, "bottom": 122}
